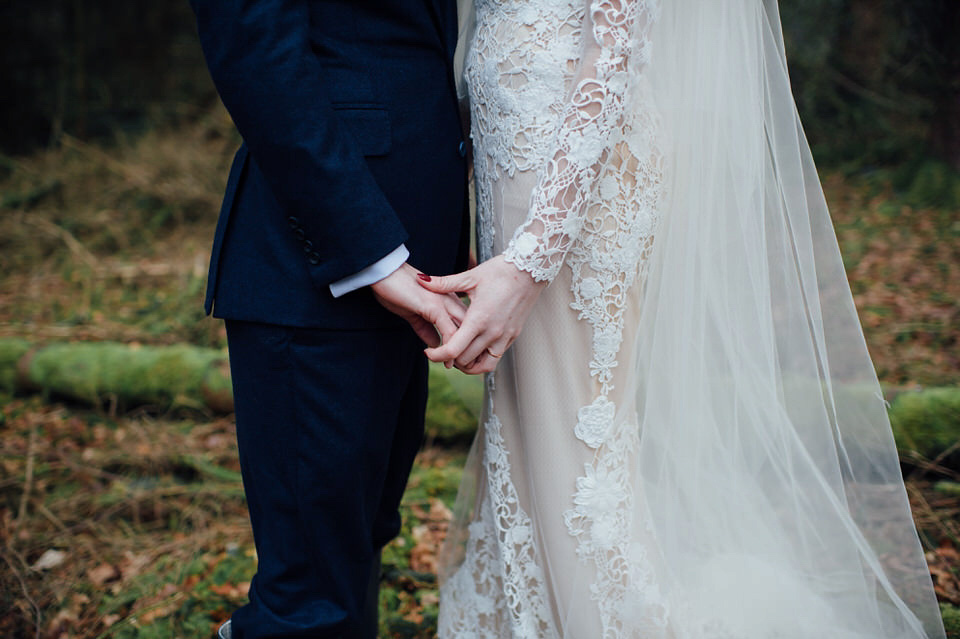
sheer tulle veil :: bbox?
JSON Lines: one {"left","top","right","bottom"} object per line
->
{"left": 448, "top": 0, "right": 945, "bottom": 636}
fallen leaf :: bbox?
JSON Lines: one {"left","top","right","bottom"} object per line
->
{"left": 209, "top": 582, "right": 249, "bottom": 598}
{"left": 429, "top": 498, "right": 453, "bottom": 523}
{"left": 102, "top": 613, "right": 122, "bottom": 627}
{"left": 88, "top": 563, "right": 120, "bottom": 586}
{"left": 119, "top": 551, "right": 151, "bottom": 581}
{"left": 32, "top": 548, "right": 67, "bottom": 571}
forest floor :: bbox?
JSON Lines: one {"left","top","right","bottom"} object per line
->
{"left": 1, "top": 109, "right": 959, "bottom": 638}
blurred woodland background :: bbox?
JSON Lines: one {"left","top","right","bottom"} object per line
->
{"left": 0, "top": 1, "right": 959, "bottom": 638}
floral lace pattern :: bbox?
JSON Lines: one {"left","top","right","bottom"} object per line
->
{"left": 467, "top": 0, "right": 585, "bottom": 263}
{"left": 500, "top": 0, "right": 661, "bottom": 284}
{"left": 566, "top": 129, "right": 662, "bottom": 391}
{"left": 438, "top": 377, "right": 559, "bottom": 639}
{"left": 563, "top": 413, "right": 670, "bottom": 638}
{"left": 443, "top": 0, "right": 666, "bottom": 636}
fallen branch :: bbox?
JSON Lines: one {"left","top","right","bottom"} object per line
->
{"left": 16, "top": 418, "right": 38, "bottom": 527}
{"left": 22, "top": 214, "right": 99, "bottom": 269}
{"left": 0, "top": 339, "right": 480, "bottom": 442}
{"left": 0, "top": 339, "right": 230, "bottom": 414}
{"left": 6, "top": 339, "right": 951, "bottom": 464}
{"left": 891, "top": 387, "right": 960, "bottom": 469}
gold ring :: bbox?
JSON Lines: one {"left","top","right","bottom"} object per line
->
{"left": 486, "top": 349, "right": 504, "bottom": 359}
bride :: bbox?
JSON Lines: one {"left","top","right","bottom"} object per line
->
{"left": 418, "top": 0, "right": 947, "bottom": 637}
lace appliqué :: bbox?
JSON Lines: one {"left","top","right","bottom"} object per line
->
{"left": 556, "top": 13, "right": 667, "bottom": 635}
{"left": 452, "top": 0, "right": 669, "bottom": 636}
{"left": 439, "top": 378, "right": 559, "bottom": 639}
{"left": 502, "top": 0, "right": 662, "bottom": 283}
{"left": 567, "top": 123, "right": 663, "bottom": 389}
{"left": 564, "top": 414, "right": 670, "bottom": 638}
{"left": 466, "top": 0, "right": 585, "bottom": 262}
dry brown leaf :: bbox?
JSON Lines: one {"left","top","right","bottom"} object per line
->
{"left": 209, "top": 582, "right": 249, "bottom": 598}
{"left": 429, "top": 498, "right": 453, "bottom": 523}
{"left": 88, "top": 562, "right": 120, "bottom": 586}
{"left": 102, "top": 613, "right": 122, "bottom": 628}
{"left": 119, "top": 551, "right": 151, "bottom": 581}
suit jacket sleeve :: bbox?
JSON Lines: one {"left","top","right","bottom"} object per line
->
{"left": 190, "top": 0, "right": 409, "bottom": 288}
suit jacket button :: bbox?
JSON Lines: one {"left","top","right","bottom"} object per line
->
{"left": 288, "top": 216, "right": 299, "bottom": 229}
{"left": 308, "top": 252, "right": 321, "bottom": 265}
{"left": 458, "top": 141, "right": 467, "bottom": 157}
{"left": 302, "top": 240, "right": 314, "bottom": 253}
{"left": 295, "top": 228, "right": 306, "bottom": 240}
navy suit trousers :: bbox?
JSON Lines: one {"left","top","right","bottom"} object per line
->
{"left": 225, "top": 320, "right": 428, "bottom": 639}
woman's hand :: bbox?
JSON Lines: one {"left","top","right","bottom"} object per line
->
{"left": 370, "top": 263, "right": 468, "bottom": 347}
{"left": 417, "top": 255, "right": 546, "bottom": 374}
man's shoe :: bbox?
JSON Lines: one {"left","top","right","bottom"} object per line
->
{"left": 218, "top": 619, "right": 232, "bottom": 639}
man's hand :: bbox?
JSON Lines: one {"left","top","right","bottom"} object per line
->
{"left": 416, "top": 255, "right": 546, "bottom": 373}
{"left": 371, "top": 263, "right": 468, "bottom": 348}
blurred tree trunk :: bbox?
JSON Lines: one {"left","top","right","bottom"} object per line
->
{"left": 72, "top": 0, "right": 87, "bottom": 138}
{"left": 0, "top": 0, "right": 215, "bottom": 154}
{"left": 0, "top": 0, "right": 956, "bottom": 173}
{"left": 924, "top": 1, "right": 960, "bottom": 170}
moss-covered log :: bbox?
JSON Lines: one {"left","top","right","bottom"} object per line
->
{"left": 425, "top": 364, "right": 481, "bottom": 443}
{"left": 7, "top": 339, "right": 231, "bottom": 412}
{"left": 5, "top": 339, "right": 959, "bottom": 461}
{"left": 889, "top": 387, "right": 960, "bottom": 463}
{"left": 934, "top": 481, "right": 960, "bottom": 497}
{"left": 941, "top": 604, "right": 960, "bottom": 638}
{"left": 0, "top": 339, "right": 481, "bottom": 439}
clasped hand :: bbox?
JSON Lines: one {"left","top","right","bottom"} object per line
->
{"left": 371, "top": 256, "right": 545, "bottom": 375}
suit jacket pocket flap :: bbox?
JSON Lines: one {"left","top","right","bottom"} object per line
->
{"left": 334, "top": 107, "right": 392, "bottom": 157}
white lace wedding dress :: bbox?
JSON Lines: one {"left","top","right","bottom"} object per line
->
{"left": 438, "top": 1, "right": 945, "bottom": 638}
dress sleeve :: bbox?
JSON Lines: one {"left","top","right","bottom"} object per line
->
{"left": 502, "top": 0, "right": 659, "bottom": 282}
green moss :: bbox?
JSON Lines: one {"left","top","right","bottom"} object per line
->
{"left": 179, "top": 454, "right": 243, "bottom": 484}
{"left": 424, "top": 363, "right": 480, "bottom": 443}
{"left": 403, "top": 464, "right": 463, "bottom": 505}
{"left": 895, "top": 158, "right": 960, "bottom": 210}
{"left": 384, "top": 616, "right": 430, "bottom": 639}
{"left": 4, "top": 340, "right": 487, "bottom": 425}
{"left": 25, "top": 342, "right": 227, "bottom": 410}
{"left": 99, "top": 550, "right": 255, "bottom": 639}
{"left": 202, "top": 358, "right": 232, "bottom": 396}
{"left": 889, "top": 387, "right": 960, "bottom": 459}
{"left": 942, "top": 603, "right": 960, "bottom": 638}
{"left": 935, "top": 481, "right": 960, "bottom": 497}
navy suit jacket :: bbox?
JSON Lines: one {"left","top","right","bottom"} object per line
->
{"left": 192, "top": 0, "right": 470, "bottom": 329}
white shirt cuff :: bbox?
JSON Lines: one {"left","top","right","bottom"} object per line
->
{"left": 329, "top": 244, "right": 409, "bottom": 298}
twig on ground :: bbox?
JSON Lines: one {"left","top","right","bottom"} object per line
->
{"left": 906, "top": 449, "right": 960, "bottom": 482}
{"left": 34, "top": 502, "right": 71, "bottom": 537}
{"left": 2, "top": 546, "right": 42, "bottom": 639}
{"left": 16, "top": 417, "right": 38, "bottom": 527}
{"left": 22, "top": 214, "right": 99, "bottom": 270}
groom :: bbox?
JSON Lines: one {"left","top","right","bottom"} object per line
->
{"left": 189, "top": 1, "right": 470, "bottom": 637}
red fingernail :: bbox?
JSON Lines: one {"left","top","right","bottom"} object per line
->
{"left": 418, "top": 274, "right": 432, "bottom": 281}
